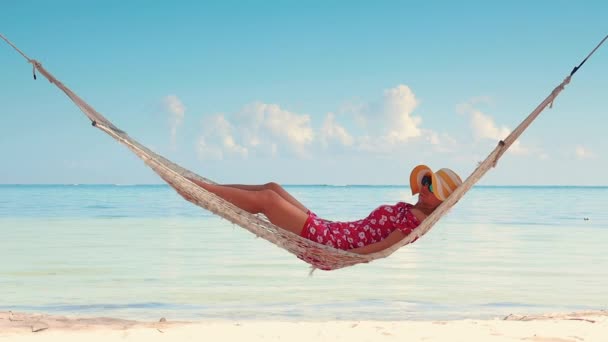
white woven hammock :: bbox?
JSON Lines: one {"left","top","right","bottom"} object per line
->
{"left": 2, "top": 33, "right": 605, "bottom": 270}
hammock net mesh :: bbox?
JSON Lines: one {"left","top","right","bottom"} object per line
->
{"left": 34, "top": 59, "right": 570, "bottom": 270}
{"left": 3, "top": 32, "right": 598, "bottom": 270}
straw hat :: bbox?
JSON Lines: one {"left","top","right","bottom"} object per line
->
{"left": 409, "top": 165, "right": 463, "bottom": 201}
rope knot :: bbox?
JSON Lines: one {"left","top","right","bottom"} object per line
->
{"left": 28, "top": 59, "right": 42, "bottom": 80}
{"left": 549, "top": 76, "right": 572, "bottom": 108}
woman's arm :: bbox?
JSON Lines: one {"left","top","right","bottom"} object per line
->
{"left": 348, "top": 230, "right": 407, "bottom": 255}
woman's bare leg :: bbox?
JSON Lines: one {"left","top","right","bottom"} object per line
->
{"left": 185, "top": 179, "right": 308, "bottom": 235}
{"left": 221, "top": 182, "right": 309, "bottom": 214}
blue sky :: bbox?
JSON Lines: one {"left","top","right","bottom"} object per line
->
{"left": 1, "top": 1, "right": 607, "bottom": 185}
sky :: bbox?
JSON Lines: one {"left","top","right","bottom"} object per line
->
{"left": 1, "top": 1, "right": 607, "bottom": 186}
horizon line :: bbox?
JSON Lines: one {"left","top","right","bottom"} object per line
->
{"left": 1, "top": 183, "right": 608, "bottom": 188}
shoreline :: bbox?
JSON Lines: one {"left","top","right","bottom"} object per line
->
{"left": 2, "top": 310, "right": 607, "bottom": 341}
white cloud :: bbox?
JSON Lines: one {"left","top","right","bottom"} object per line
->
{"left": 320, "top": 112, "right": 354, "bottom": 148}
{"left": 163, "top": 95, "right": 185, "bottom": 145}
{"left": 575, "top": 145, "right": 595, "bottom": 159}
{"left": 223, "top": 135, "right": 248, "bottom": 157}
{"left": 196, "top": 85, "right": 452, "bottom": 159}
{"left": 425, "top": 130, "right": 458, "bottom": 153}
{"left": 460, "top": 101, "right": 528, "bottom": 156}
{"left": 197, "top": 114, "right": 248, "bottom": 160}
{"left": 469, "top": 109, "right": 508, "bottom": 141}
{"left": 244, "top": 102, "right": 314, "bottom": 153}
{"left": 197, "top": 102, "right": 313, "bottom": 159}
{"left": 197, "top": 136, "right": 223, "bottom": 160}
{"left": 335, "top": 84, "right": 428, "bottom": 154}
{"left": 374, "top": 85, "right": 422, "bottom": 143}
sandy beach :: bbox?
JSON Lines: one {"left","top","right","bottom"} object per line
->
{"left": 1, "top": 311, "right": 607, "bottom": 342}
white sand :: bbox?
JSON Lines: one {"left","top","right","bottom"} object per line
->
{"left": 1, "top": 311, "right": 607, "bottom": 342}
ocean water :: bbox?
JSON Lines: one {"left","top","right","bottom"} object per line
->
{"left": 1, "top": 184, "right": 607, "bottom": 321}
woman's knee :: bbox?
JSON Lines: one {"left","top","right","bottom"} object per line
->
{"left": 259, "top": 189, "right": 282, "bottom": 210}
{"left": 265, "top": 182, "right": 283, "bottom": 193}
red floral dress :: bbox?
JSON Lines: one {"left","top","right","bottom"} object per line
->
{"left": 300, "top": 202, "right": 421, "bottom": 250}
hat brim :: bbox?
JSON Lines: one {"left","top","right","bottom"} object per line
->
{"left": 410, "top": 164, "right": 432, "bottom": 194}
{"left": 409, "top": 164, "right": 447, "bottom": 201}
{"left": 410, "top": 165, "right": 463, "bottom": 201}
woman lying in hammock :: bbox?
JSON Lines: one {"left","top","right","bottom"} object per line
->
{"left": 178, "top": 165, "right": 462, "bottom": 255}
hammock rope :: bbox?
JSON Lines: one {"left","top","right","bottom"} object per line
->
{"left": 2, "top": 33, "right": 606, "bottom": 270}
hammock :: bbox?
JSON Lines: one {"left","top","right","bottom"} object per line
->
{"left": 2, "top": 33, "right": 606, "bottom": 271}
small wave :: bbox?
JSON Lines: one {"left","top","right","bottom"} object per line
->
{"left": 84, "top": 204, "right": 115, "bottom": 209}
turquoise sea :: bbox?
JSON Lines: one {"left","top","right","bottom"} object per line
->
{"left": 1, "top": 184, "right": 607, "bottom": 321}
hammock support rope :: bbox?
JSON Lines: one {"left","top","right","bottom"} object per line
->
{"left": 2, "top": 33, "right": 606, "bottom": 270}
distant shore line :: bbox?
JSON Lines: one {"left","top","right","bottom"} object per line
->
{"left": 2, "top": 184, "right": 608, "bottom": 188}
